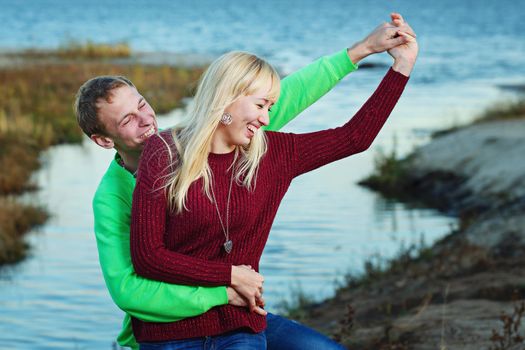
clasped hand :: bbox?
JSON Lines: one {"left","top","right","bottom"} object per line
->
{"left": 229, "top": 265, "right": 266, "bottom": 316}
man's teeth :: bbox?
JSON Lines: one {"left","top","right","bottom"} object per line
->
{"left": 247, "top": 125, "right": 256, "bottom": 134}
{"left": 142, "top": 127, "right": 155, "bottom": 138}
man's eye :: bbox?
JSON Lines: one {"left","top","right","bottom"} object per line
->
{"left": 122, "top": 117, "right": 131, "bottom": 126}
{"left": 139, "top": 103, "right": 146, "bottom": 109}
{"left": 256, "top": 104, "right": 264, "bottom": 109}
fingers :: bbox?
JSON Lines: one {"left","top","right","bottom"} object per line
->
{"left": 253, "top": 294, "right": 266, "bottom": 315}
{"left": 387, "top": 24, "right": 416, "bottom": 39}
{"left": 397, "top": 31, "right": 416, "bottom": 42}
{"left": 388, "top": 13, "right": 416, "bottom": 38}
{"left": 390, "top": 12, "right": 404, "bottom": 24}
{"left": 399, "top": 23, "right": 416, "bottom": 38}
{"left": 256, "top": 295, "right": 265, "bottom": 307}
{"left": 252, "top": 305, "right": 268, "bottom": 316}
{"left": 385, "top": 34, "right": 410, "bottom": 49}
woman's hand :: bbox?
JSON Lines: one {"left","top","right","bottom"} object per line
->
{"left": 227, "top": 286, "right": 267, "bottom": 316}
{"left": 231, "top": 265, "right": 265, "bottom": 314}
{"left": 388, "top": 14, "right": 419, "bottom": 77}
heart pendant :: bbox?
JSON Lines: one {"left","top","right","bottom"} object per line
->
{"left": 223, "top": 240, "right": 233, "bottom": 254}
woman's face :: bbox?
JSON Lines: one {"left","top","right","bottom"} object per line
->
{"left": 215, "top": 78, "right": 277, "bottom": 151}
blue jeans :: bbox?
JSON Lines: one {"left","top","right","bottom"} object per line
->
{"left": 139, "top": 313, "right": 345, "bottom": 350}
{"left": 265, "top": 313, "right": 346, "bottom": 350}
{"left": 139, "top": 330, "right": 266, "bottom": 350}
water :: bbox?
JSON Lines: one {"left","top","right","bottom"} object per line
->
{"left": 1, "top": 0, "right": 523, "bottom": 349}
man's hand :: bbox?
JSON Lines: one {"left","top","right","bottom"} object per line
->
{"left": 227, "top": 286, "right": 267, "bottom": 316}
{"left": 347, "top": 12, "right": 416, "bottom": 64}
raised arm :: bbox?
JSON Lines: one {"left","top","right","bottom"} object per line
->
{"left": 288, "top": 67, "right": 409, "bottom": 178}
{"left": 266, "top": 13, "right": 416, "bottom": 132}
{"left": 288, "top": 23, "right": 417, "bottom": 178}
{"left": 93, "top": 171, "right": 228, "bottom": 322}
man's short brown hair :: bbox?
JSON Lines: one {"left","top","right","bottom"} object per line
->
{"left": 74, "top": 76, "right": 135, "bottom": 137}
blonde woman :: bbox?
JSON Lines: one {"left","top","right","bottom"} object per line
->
{"left": 130, "top": 30, "right": 417, "bottom": 349}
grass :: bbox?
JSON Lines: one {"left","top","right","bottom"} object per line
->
{"left": 275, "top": 283, "right": 317, "bottom": 322}
{"left": 343, "top": 236, "right": 433, "bottom": 289}
{"left": 0, "top": 61, "right": 204, "bottom": 144}
{"left": 0, "top": 43, "right": 206, "bottom": 266}
{"left": 0, "top": 198, "right": 48, "bottom": 265}
{"left": 489, "top": 299, "right": 525, "bottom": 350}
{"left": 432, "top": 97, "right": 525, "bottom": 139}
{"left": 12, "top": 41, "right": 132, "bottom": 60}
{"left": 57, "top": 40, "right": 132, "bottom": 59}
{"left": 475, "top": 98, "right": 525, "bottom": 123}
{"left": 358, "top": 149, "right": 408, "bottom": 198}
{"left": 0, "top": 47, "right": 205, "bottom": 193}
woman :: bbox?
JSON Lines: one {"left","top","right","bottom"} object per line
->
{"left": 130, "top": 30, "right": 417, "bottom": 349}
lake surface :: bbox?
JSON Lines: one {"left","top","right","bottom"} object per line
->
{"left": 0, "top": 0, "right": 523, "bottom": 349}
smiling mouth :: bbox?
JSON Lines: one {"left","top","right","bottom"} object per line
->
{"left": 140, "top": 126, "right": 156, "bottom": 139}
{"left": 247, "top": 125, "right": 258, "bottom": 137}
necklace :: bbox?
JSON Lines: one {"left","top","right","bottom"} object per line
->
{"left": 209, "top": 162, "right": 235, "bottom": 254}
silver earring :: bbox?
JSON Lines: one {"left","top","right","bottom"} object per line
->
{"left": 220, "top": 113, "right": 232, "bottom": 125}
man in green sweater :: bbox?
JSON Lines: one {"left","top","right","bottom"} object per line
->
{"left": 76, "top": 14, "right": 413, "bottom": 349}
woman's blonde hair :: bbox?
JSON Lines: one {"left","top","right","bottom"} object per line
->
{"left": 162, "top": 51, "right": 280, "bottom": 213}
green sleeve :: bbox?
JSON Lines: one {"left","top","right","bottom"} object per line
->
{"left": 93, "top": 163, "right": 228, "bottom": 324}
{"left": 265, "top": 48, "right": 358, "bottom": 132}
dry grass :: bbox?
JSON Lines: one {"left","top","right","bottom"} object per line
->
{"left": 0, "top": 197, "right": 48, "bottom": 265}
{"left": 0, "top": 61, "right": 204, "bottom": 144}
{"left": 0, "top": 51, "right": 205, "bottom": 193}
{"left": 12, "top": 41, "right": 132, "bottom": 60}
{"left": 0, "top": 133, "right": 42, "bottom": 195}
{"left": 0, "top": 45, "right": 206, "bottom": 266}
{"left": 476, "top": 98, "right": 525, "bottom": 123}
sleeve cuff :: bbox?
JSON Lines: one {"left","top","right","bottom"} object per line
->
{"left": 325, "top": 48, "right": 359, "bottom": 78}
{"left": 220, "top": 286, "right": 229, "bottom": 305}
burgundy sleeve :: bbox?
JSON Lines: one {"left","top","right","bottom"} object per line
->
{"left": 130, "top": 133, "right": 232, "bottom": 286}
{"left": 290, "top": 68, "right": 409, "bottom": 178}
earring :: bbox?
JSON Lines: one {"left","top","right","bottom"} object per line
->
{"left": 220, "top": 113, "right": 232, "bottom": 125}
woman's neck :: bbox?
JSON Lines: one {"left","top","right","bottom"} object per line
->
{"left": 210, "top": 133, "right": 236, "bottom": 154}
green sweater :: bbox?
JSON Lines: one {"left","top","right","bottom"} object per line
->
{"left": 92, "top": 49, "right": 357, "bottom": 349}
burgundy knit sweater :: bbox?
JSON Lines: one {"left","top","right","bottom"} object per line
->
{"left": 130, "top": 68, "right": 408, "bottom": 342}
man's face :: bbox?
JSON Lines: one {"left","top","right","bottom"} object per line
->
{"left": 95, "top": 85, "right": 158, "bottom": 153}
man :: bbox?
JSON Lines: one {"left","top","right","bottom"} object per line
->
{"left": 76, "top": 14, "right": 413, "bottom": 349}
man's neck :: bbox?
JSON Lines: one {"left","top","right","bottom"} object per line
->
{"left": 118, "top": 151, "right": 141, "bottom": 174}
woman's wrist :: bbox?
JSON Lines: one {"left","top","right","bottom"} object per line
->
{"left": 392, "top": 58, "right": 415, "bottom": 77}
